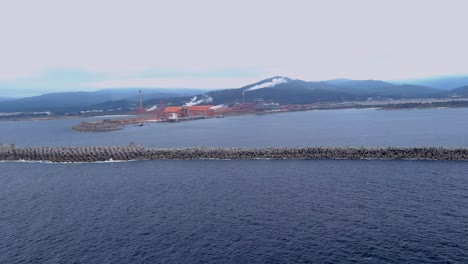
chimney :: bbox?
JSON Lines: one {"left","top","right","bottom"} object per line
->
{"left": 139, "top": 90, "right": 143, "bottom": 111}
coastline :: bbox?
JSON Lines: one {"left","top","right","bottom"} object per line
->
{"left": 3, "top": 98, "right": 468, "bottom": 122}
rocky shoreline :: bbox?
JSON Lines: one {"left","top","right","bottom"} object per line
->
{"left": 2, "top": 144, "right": 468, "bottom": 162}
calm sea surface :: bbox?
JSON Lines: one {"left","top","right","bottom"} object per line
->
{"left": 1, "top": 108, "right": 468, "bottom": 147}
{"left": 1, "top": 108, "right": 468, "bottom": 263}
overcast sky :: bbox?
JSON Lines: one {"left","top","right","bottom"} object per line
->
{"left": 1, "top": 0, "right": 468, "bottom": 96}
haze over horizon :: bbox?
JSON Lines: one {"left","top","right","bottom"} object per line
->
{"left": 1, "top": 0, "right": 468, "bottom": 97}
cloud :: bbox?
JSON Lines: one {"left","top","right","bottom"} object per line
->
{"left": 0, "top": 67, "right": 266, "bottom": 96}
{"left": 85, "top": 77, "right": 262, "bottom": 89}
{"left": 1, "top": 0, "right": 468, "bottom": 95}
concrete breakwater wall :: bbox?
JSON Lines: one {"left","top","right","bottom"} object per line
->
{"left": 2, "top": 144, "right": 468, "bottom": 162}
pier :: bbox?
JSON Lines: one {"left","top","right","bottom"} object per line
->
{"left": 2, "top": 144, "right": 468, "bottom": 162}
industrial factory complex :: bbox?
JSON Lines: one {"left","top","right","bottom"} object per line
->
{"left": 73, "top": 91, "right": 288, "bottom": 132}
{"left": 71, "top": 88, "right": 468, "bottom": 132}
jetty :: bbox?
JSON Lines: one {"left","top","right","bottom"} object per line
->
{"left": 2, "top": 144, "right": 468, "bottom": 162}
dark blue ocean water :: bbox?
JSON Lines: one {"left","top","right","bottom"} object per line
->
{"left": 0, "top": 160, "right": 467, "bottom": 263}
{"left": 2, "top": 108, "right": 468, "bottom": 147}
{"left": 1, "top": 109, "right": 468, "bottom": 263}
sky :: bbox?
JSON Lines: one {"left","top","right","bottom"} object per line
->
{"left": 1, "top": 0, "right": 468, "bottom": 97}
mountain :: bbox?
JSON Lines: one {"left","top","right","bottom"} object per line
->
{"left": 240, "top": 78, "right": 442, "bottom": 103}
{"left": 0, "top": 92, "right": 107, "bottom": 113}
{"left": 0, "top": 76, "right": 453, "bottom": 113}
{"left": 86, "top": 100, "right": 139, "bottom": 111}
{"left": 98, "top": 88, "right": 207, "bottom": 101}
{"left": 449, "top": 86, "right": 468, "bottom": 96}
{"left": 327, "top": 80, "right": 443, "bottom": 98}
{"left": 142, "top": 77, "right": 355, "bottom": 106}
{"left": 0, "top": 88, "right": 205, "bottom": 113}
{"left": 323, "top": 79, "right": 353, "bottom": 85}
{"left": 0, "top": 97, "right": 14, "bottom": 102}
{"left": 326, "top": 79, "right": 392, "bottom": 90}
{"left": 142, "top": 77, "right": 444, "bottom": 108}
{"left": 391, "top": 75, "right": 468, "bottom": 90}
{"left": 237, "top": 77, "right": 355, "bottom": 104}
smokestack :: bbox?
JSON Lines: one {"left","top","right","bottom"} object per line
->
{"left": 139, "top": 90, "right": 143, "bottom": 111}
{"left": 243, "top": 90, "right": 245, "bottom": 104}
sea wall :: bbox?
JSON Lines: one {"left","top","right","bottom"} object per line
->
{"left": 2, "top": 144, "right": 468, "bottom": 162}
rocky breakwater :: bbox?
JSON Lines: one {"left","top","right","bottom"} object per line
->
{"left": 0, "top": 143, "right": 145, "bottom": 162}
{"left": 73, "top": 119, "right": 122, "bottom": 132}
{"left": 2, "top": 144, "right": 468, "bottom": 162}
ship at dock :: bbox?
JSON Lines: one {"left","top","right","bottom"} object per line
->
{"left": 168, "top": 113, "right": 178, "bottom": 122}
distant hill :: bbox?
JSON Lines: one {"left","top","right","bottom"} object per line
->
{"left": 0, "top": 88, "right": 205, "bottom": 113}
{"left": 0, "top": 97, "right": 14, "bottom": 102}
{"left": 326, "top": 79, "right": 392, "bottom": 90}
{"left": 142, "top": 77, "right": 355, "bottom": 106}
{"left": 448, "top": 86, "right": 468, "bottom": 96}
{"left": 0, "top": 91, "right": 107, "bottom": 113}
{"left": 238, "top": 78, "right": 355, "bottom": 104}
{"left": 326, "top": 80, "right": 443, "bottom": 98}
{"left": 392, "top": 75, "right": 468, "bottom": 90}
{"left": 323, "top": 79, "right": 353, "bottom": 85}
{"left": 142, "top": 77, "right": 445, "bottom": 108}
{"left": 241, "top": 78, "right": 442, "bottom": 103}
{"left": 96, "top": 88, "right": 207, "bottom": 100}
{"left": 0, "top": 76, "right": 456, "bottom": 113}
{"left": 87, "top": 100, "right": 139, "bottom": 111}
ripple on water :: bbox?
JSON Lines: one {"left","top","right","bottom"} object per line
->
{"left": 0, "top": 160, "right": 467, "bottom": 263}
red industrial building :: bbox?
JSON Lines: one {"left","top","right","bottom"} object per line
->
{"left": 162, "top": 105, "right": 215, "bottom": 118}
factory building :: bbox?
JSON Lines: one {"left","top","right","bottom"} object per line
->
{"left": 162, "top": 105, "right": 214, "bottom": 118}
